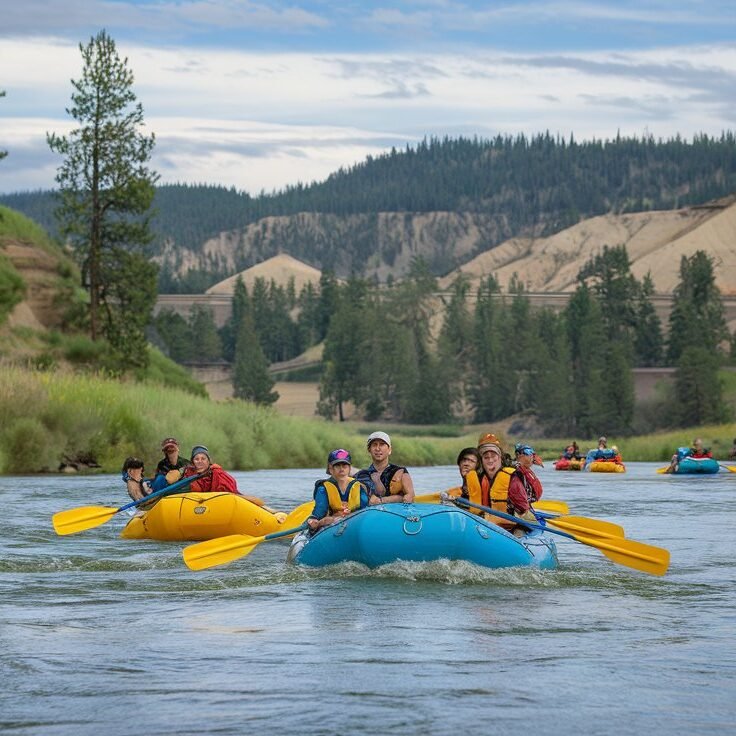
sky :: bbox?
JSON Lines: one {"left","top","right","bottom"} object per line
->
{"left": 1, "top": 0, "right": 735, "bottom": 195}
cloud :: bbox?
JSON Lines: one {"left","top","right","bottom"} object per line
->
{"left": 2, "top": 37, "right": 735, "bottom": 194}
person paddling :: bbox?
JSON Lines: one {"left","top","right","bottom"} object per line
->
{"left": 151, "top": 436, "right": 189, "bottom": 491}
{"left": 121, "top": 457, "right": 153, "bottom": 502}
{"left": 307, "top": 449, "right": 369, "bottom": 532}
{"left": 354, "top": 431, "right": 415, "bottom": 505}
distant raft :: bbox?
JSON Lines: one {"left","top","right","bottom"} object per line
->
{"left": 553, "top": 457, "right": 584, "bottom": 471}
{"left": 672, "top": 457, "right": 720, "bottom": 475}
{"left": 287, "top": 503, "right": 558, "bottom": 570}
{"left": 588, "top": 461, "right": 626, "bottom": 473}
{"left": 121, "top": 492, "right": 285, "bottom": 541}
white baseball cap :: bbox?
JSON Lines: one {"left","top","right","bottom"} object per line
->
{"left": 367, "top": 431, "right": 391, "bottom": 447}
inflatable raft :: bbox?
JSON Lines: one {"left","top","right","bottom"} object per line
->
{"left": 588, "top": 461, "right": 626, "bottom": 473}
{"left": 673, "top": 457, "right": 720, "bottom": 474}
{"left": 121, "top": 492, "right": 286, "bottom": 541}
{"left": 287, "top": 503, "right": 558, "bottom": 570}
{"left": 554, "top": 457, "right": 584, "bottom": 471}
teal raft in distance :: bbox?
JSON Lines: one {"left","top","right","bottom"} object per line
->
{"left": 287, "top": 503, "right": 558, "bottom": 570}
{"left": 674, "top": 456, "right": 720, "bottom": 474}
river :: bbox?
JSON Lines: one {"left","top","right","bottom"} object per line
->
{"left": 1, "top": 463, "right": 735, "bottom": 735}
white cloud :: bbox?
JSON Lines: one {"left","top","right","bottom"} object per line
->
{"left": 1, "top": 37, "right": 735, "bottom": 194}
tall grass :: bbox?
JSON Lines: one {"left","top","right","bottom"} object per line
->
{"left": 0, "top": 367, "right": 465, "bottom": 474}
{"left": 2, "top": 366, "right": 735, "bottom": 474}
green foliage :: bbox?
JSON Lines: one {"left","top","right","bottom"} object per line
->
{"left": 0, "top": 252, "right": 25, "bottom": 324}
{"left": 135, "top": 345, "right": 207, "bottom": 397}
{"left": 153, "top": 308, "right": 193, "bottom": 363}
{"left": 233, "top": 314, "right": 278, "bottom": 405}
{"left": 47, "top": 29, "right": 158, "bottom": 365}
{"left": 667, "top": 251, "right": 728, "bottom": 363}
{"left": 1, "top": 417, "right": 57, "bottom": 473}
{"left": 672, "top": 347, "right": 731, "bottom": 427}
{"left": 187, "top": 305, "right": 222, "bottom": 361}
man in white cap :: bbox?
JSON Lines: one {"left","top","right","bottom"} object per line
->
{"left": 355, "top": 431, "right": 415, "bottom": 504}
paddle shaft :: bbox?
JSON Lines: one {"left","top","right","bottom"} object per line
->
{"left": 118, "top": 470, "right": 207, "bottom": 512}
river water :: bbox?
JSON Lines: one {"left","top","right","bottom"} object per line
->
{"left": 1, "top": 463, "right": 735, "bottom": 735}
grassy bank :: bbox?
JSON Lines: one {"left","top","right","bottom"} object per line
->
{"left": 0, "top": 367, "right": 464, "bottom": 474}
{"left": 2, "top": 366, "right": 735, "bottom": 475}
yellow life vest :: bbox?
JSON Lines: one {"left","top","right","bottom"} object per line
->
{"left": 465, "top": 467, "right": 516, "bottom": 527}
{"left": 323, "top": 478, "right": 363, "bottom": 515}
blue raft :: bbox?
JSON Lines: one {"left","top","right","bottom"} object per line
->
{"left": 674, "top": 456, "right": 720, "bottom": 474}
{"left": 287, "top": 503, "right": 558, "bottom": 570}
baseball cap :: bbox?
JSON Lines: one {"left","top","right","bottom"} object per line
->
{"left": 367, "top": 431, "right": 391, "bottom": 448}
{"left": 161, "top": 437, "right": 179, "bottom": 451}
{"left": 514, "top": 443, "right": 535, "bottom": 456}
{"left": 327, "top": 448, "right": 352, "bottom": 466}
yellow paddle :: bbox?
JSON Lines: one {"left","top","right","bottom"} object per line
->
{"left": 453, "top": 497, "right": 670, "bottom": 577}
{"left": 281, "top": 501, "right": 315, "bottom": 527}
{"left": 536, "top": 514, "right": 625, "bottom": 539}
{"left": 52, "top": 472, "right": 206, "bottom": 536}
{"left": 414, "top": 491, "right": 570, "bottom": 516}
{"left": 183, "top": 522, "right": 308, "bottom": 571}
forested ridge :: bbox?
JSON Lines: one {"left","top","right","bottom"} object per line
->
{"left": 4, "top": 132, "right": 736, "bottom": 291}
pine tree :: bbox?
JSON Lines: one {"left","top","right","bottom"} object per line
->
{"left": 672, "top": 347, "right": 729, "bottom": 426}
{"left": 47, "top": 30, "right": 158, "bottom": 367}
{"left": 633, "top": 273, "right": 664, "bottom": 366}
{"left": 188, "top": 305, "right": 222, "bottom": 361}
{"left": 667, "top": 251, "right": 728, "bottom": 363}
{"left": 233, "top": 314, "right": 278, "bottom": 405}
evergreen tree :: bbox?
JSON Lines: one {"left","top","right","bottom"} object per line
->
{"left": 633, "top": 273, "right": 664, "bottom": 367}
{"left": 316, "top": 270, "right": 339, "bottom": 341}
{"left": 233, "top": 314, "right": 278, "bottom": 405}
{"left": 153, "top": 308, "right": 192, "bottom": 363}
{"left": 672, "top": 347, "right": 729, "bottom": 426}
{"left": 188, "top": 305, "right": 222, "bottom": 361}
{"left": 318, "top": 279, "right": 368, "bottom": 421}
{"left": 667, "top": 251, "right": 728, "bottom": 363}
{"left": 47, "top": 30, "right": 157, "bottom": 367}
{"left": 220, "top": 276, "right": 250, "bottom": 362}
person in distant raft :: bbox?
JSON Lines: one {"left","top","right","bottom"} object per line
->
{"left": 354, "top": 431, "right": 415, "bottom": 505}
{"left": 150, "top": 436, "right": 189, "bottom": 491}
{"left": 307, "top": 449, "right": 369, "bottom": 531}
{"left": 666, "top": 437, "right": 713, "bottom": 473}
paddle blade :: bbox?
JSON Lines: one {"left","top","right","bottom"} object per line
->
{"left": 546, "top": 515, "right": 625, "bottom": 539}
{"left": 414, "top": 490, "right": 461, "bottom": 504}
{"left": 52, "top": 505, "right": 119, "bottom": 536}
{"left": 183, "top": 534, "right": 261, "bottom": 571}
{"left": 532, "top": 499, "right": 570, "bottom": 514}
{"left": 723, "top": 465, "right": 736, "bottom": 473}
{"left": 283, "top": 501, "right": 315, "bottom": 528}
{"left": 656, "top": 467, "right": 669, "bottom": 474}
{"left": 572, "top": 533, "right": 670, "bottom": 577}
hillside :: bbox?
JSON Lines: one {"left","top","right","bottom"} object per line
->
{"left": 4, "top": 132, "right": 736, "bottom": 290}
{"left": 440, "top": 196, "right": 736, "bottom": 295}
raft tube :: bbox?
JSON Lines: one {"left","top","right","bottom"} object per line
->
{"left": 554, "top": 458, "right": 584, "bottom": 471}
{"left": 673, "top": 457, "right": 720, "bottom": 475}
{"left": 287, "top": 503, "right": 558, "bottom": 570}
{"left": 121, "top": 492, "right": 285, "bottom": 541}
{"left": 588, "top": 461, "right": 626, "bottom": 473}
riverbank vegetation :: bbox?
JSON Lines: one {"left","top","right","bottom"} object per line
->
{"left": 1, "top": 366, "right": 734, "bottom": 475}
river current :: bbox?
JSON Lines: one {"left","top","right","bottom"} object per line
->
{"left": 1, "top": 463, "right": 735, "bottom": 735}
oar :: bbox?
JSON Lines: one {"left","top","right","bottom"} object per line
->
{"left": 533, "top": 510, "right": 625, "bottom": 539}
{"left": 719, "top": 464, "right": 736, "bottom": 473}
{"left": 451, "top": 497, "right": 670, "bottom": 577}
{"left": 52, "top": 471, "right": 206, "bottom": 536}
{"left": 281, "top": 501, "right": 315, "bottom": 527}
{"left": 183, "top": 523, "right": 308, "bottom": 571}
{"left": 414, "top": 491, "right": 570, "bottom": 515}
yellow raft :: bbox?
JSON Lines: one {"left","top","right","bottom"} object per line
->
{"left": 121, "top": 492, "right": 286, "bottom": 541}
{"left": 588, "top": 461, "right": 626, "bottom": 473}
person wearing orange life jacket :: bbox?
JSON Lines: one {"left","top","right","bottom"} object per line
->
{"left": 307, "top": 449, "right": 369, "bottom": 532}
{"left": 354, "top": 431, "right": 415, "bottom": 505}
{"left": 463, "top": 433, "right": 533, "bottom": 532}
{"left": 513, "top": 443, "right": 544, "bottom": 506}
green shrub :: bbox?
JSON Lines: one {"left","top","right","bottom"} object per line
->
{"left": 0, "top": 416, "right": 56, "bottom": 473}
{"left": 0, "top": 252, "right": 25, "bottom": 324}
